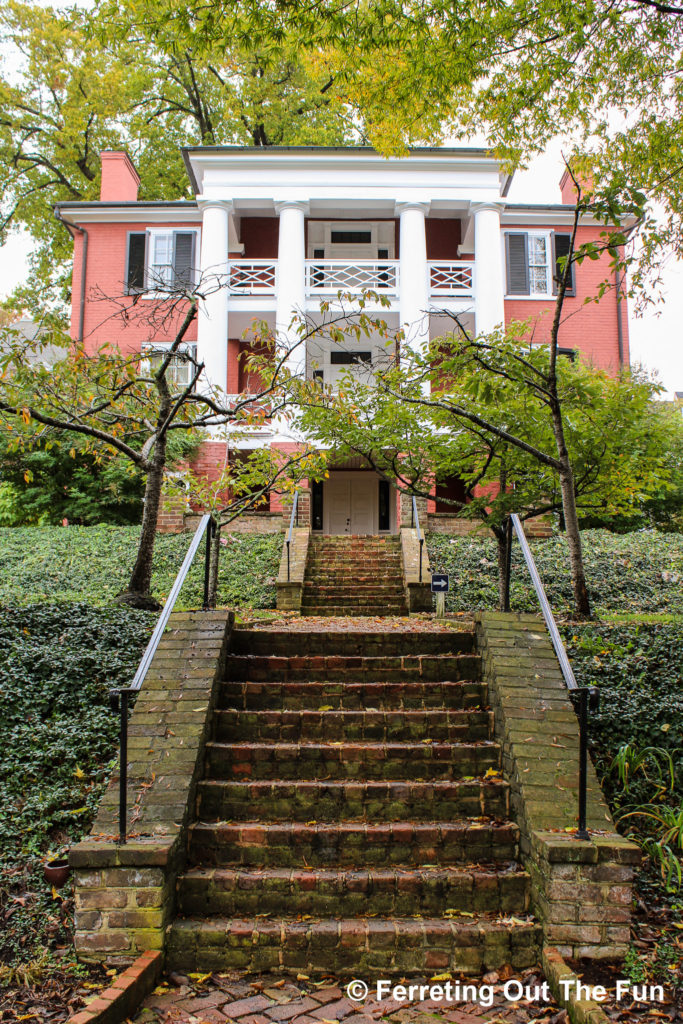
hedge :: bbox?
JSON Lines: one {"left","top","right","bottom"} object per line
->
{"left": 427, "top": 529, "right": 683, "bottom": 617}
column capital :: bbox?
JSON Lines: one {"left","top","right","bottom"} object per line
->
{"left": 395, "top": 200, "right": 431, "bottom": 217}
{"left": 274, "top": 199, "right": 310, "bottom": 216}
{"left": 197, "top": 197, "right": 234, "bottom": 214}
{"left": 469, "top": 200, "right": 505, "bottom": 217}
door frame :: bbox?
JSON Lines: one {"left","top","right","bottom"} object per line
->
{"left": 317, "top": 471, "right": 395, "bottom": 535}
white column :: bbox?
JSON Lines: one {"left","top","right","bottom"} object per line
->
{"left": 197, "top": 199, "right": 231, "bottom": 394}
{"left": 397, "top": 202, "right": 430, "bottom": 360}
{"left": 275, "top": 201, "right": 308, "bottom": 377}
{"left": 472, "top": 202, "right": 505, "bottom": 335}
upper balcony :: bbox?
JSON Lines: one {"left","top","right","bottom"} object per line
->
{"left": 227, "top": 258, "right": 474, "bottom": 308}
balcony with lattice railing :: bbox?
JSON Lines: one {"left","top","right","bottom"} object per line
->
{"left": 305, "top": 260, "right": 399, "bottom": 297}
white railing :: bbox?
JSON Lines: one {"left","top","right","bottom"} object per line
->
{"left": 305, "top": 259, "right": 399, "bottom": 296}
{"left": 229, "top": 260, "right": 277, "bottom": 294}
{"left": 225, "top": 258, "right": 475, "bottom": 299}
{"left": 429, "top": 261, "right": 474, "bottom": 296}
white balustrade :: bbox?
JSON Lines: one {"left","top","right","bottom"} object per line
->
{"left": 305, "top": 259, "right": 399, "bottom": 296}
{"left": 229, "top": 260, "right": 277, "bottom": 294}
{"left": 428, "top": 261, "right": 474, "bottom": 296}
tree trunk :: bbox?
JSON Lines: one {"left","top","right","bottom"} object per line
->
{"left": 208, "top": 520, "right": 221, "bottom": 609}
{"left": 557, "top": 454, "right": 591, "bottom": 618}
{"left": 547, "top": 390, "right": 591, "bottom": 617}
{"left": 118, "top": 440, "right": 167, "bottom": 609}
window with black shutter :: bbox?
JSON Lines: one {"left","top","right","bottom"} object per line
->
{"left": 505, "top": 230, "right": 577, "bottom": 297}
{"left": 552, "top": 233, "right": 576, "bottom": 296}
{"left": 126, "top": 232, "right": 147, "bottom": 293}
{"left": 173, "top": 232, "right": 196, "bottom": 289}
{"left": 505, "top": 233, "right": 529, "bottom": 294}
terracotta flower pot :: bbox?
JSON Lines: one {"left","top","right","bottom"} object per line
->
{"left": 43, "top": 859, "right": 70, "bottom": 887}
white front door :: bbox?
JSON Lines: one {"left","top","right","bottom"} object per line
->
{"left": 325, "top": 474, "right": 377, "bottom": 534}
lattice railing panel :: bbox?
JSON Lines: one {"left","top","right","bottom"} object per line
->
{"left": 429, "top": 261, "right": 474, "bottom": 295}
{"left": 305, "top": 260, "right": 399, "bottom": 295}
{"left": 229, "top": 261, "right": 277, "bottom": 294}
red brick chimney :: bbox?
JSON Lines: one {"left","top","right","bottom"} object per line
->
{"left": 100, "top": 151, "right": 140, "bottom": 202}
{"left": 559, "top": 166, "right": 594, "bottom": 204}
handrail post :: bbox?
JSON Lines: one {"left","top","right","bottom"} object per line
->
{"left": 117, "top": 688, "right": 130, "bottom": 844}
{"left": 202, "top": 516, "right": 214, "bottom": 611}
{"left": 287, "top": 492, "right": 299, "bottom": 584}
{"left": 576, "top": 687, "right": 589, "bottom": 840}
{"left": 412, "top": 496, "right": 423, "bottom": 583}
{"left": 503, "top": 517, "right": 512, "bottom": 613}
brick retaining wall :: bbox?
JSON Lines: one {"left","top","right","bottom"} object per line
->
{"left": 69, "top": 610, "right": 233, "bottom": 961}
{"left": 475, "top": 612, "right": 640, "bottom": 959}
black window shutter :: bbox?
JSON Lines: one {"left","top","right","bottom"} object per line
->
{"left": 552, "top": 233, "right": 575, "bottom": 295}
{"left": 126, "top": 232, "right": 147, "bottom": 293}
{"left": 505, "top": 233, "right": 529, "bottom": 294}
{"left": 173, "top": 232, "right": 195, "bottom": 289}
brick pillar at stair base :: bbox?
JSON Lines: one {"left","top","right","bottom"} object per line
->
{"left": 276, "top": 527, "right": 310, "bottom": 611}
{"left": 69, "top": 610, "right": 233, "bottom": 962}
{"left": 167, "top": 624, "right": 543, "bottom": 975}
{"left": 475, "top": 611, "right": 640, "bottom": 959}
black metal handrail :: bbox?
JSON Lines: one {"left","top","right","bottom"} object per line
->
{"left": 410, "top": 495, "right": 424, "bottom": 582}
{"left": 110, "top": 513, "right": 215, "bottom": 843}
{"left": 286, "top": 491, "right": 299, "bottom": 582}
{"left": 503, "top": 513, "right": 599, "bottom": 840}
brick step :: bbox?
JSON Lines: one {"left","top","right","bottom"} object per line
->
{"left": 299, "top": 605, "right": 410, "bottom": 617}
{"left": 196, "top": 777, "right": 510, "bottom": 821}
{"left": 305, "top": 585, "right": 405, "bottom": 593}
{"left": 303, "top": 565, "right": 403, "bottom": 573}
{"left": 188, "top": 819, "right": 519, "bottom": 867}
{"left": 219, "top": 679, "right": 487, "bottom": 711}
{"left": 177, "top": 863, "right": 531, "bottom": 918}
{"left": 301, "top": 590, "right": 406, "bottom": 602}
{"left": 310, "top": 538, "right": 401, "bottom": 546}
{"left": 204, "top": 740, "right": 501, "bottom": 780}
{"left": 229, "top": 630, "right": 474, "bottom": 656}
{"left": 224, "top": 654, "right": 481, "bottom": 682}
{"left": 166, "top": 914, "right": 541, "bottom": 975}
{"left": 214, "top": 709, "right": 493, "bottom": 743}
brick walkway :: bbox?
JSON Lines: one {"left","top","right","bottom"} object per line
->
{"left": 133, "top": 970, "right": 564, "bottom": 1024}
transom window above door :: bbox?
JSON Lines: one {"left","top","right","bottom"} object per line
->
{"left": 307, "top": 221, "right": 395, "bottom": 259}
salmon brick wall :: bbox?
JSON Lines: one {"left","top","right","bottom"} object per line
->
{"left": 71, "top": 222, "right": 200, "bottom": 355}
{"left": 503, "top": 225, "right": 629, "bottom": 373}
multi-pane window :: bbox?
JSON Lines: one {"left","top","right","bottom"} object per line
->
{"left": 142, "top": 345, "right": 197, "bottom": 387}
{"left": 126, "top": 230, "right": 198, "bottom": 293}
{"left": 528, "top": 234, "right": 550, "bottom": 294}
{"left": 505, "top": 231, "right": 575, "bottom": 297}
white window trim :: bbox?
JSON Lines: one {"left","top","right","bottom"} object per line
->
{"left": 141, "top": 227, "right": 201, "bottom": 299}
{"left": 502, "top": 229, "right": 555, "bottom": 300}
{"left": 140, "top": 342, "right": 198, "bottom": 387}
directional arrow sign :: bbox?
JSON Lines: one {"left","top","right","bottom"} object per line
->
{"left": 431, "top": 573, "right": 449, "bottom": 593}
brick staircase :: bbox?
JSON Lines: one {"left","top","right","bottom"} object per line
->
{"left": 168, "top": 625, "right": 542, "bottom": 976}
{"left": 301, "top": 536, "right": 408, "bottom": 616}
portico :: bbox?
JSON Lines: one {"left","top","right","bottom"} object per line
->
{"left": 184, "top": 146, "right": 509, "bottom": 393}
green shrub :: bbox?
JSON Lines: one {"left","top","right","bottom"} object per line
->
{"left": 0, "top": 526, "right": 281, "bottom": 607}
{"left": 0, "top": 603, "right": 155, "bottom": 863}
{"left": 427, "top": 529, "right": 683, "bottom": 616}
